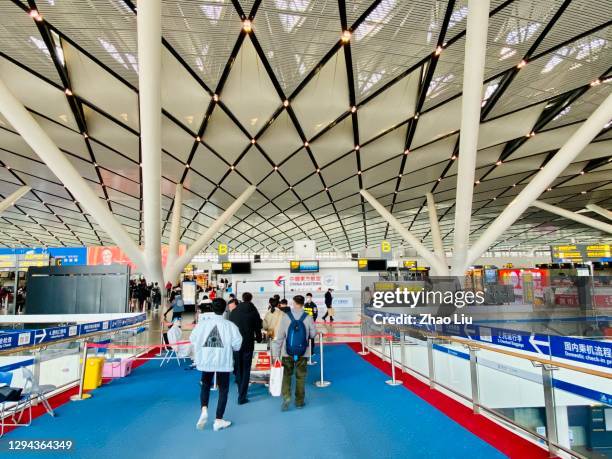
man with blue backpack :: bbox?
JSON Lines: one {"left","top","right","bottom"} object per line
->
{"left": 271, "top": 295, "right": 316, "bottom": 411}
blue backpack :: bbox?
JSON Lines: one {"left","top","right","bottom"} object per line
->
{"left": 285, "top": 310, "right": 308, "bottom": 361}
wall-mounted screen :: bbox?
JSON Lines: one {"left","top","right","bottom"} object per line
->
{"left": 222, "top": 261, "right": 251, "bottom": 274}
{"left": 289, "top": 260, "right": 319, "bottom": 273}
{"left": 358, "top": 259, "right": 387, "bottom": 272}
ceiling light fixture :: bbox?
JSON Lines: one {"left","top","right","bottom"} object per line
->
{"left": 304, "top": 141, "right": 309, "bottom": 147}
{"left": 283, "top": 100, "right": 289, "bottom": 107}
{"left": 580, "top": 170, "right": 585, "bottom": 175}
{"left": 351, "top": 106, "right": 357, "bottom": 113}
{"left": 243, "top": 20, "right": 252, "bottom": 33}
{"left": 475, "top": 180, "right": 480, "bottom": 185}
{"left": 274, "top": 166, "right": 279, "bottom": 170}
{"left": 496, "top": 160, "right": 503, "bottom": 165}
{"left": 251, "top": 139, "right": 256, "bottom": 144}
{"left": 434, "top": 46, "right": 443, "bottom": 56}
{"left": 581, "top": 190, "right": 587, "bottom": 194}
{"left": 590, "top": 79, "right": 601, "bottom": 87}
{"left": 29, "top": 10, "right": 42, "bottom": 21}
{"left": 64, "top": 88, "right": 72, "bottom": 96}
{"left": 230, "top": 165, "right": 235, "bottom": 170}
{"left": 196, "top": 136, "right": 201, "bottom": 142}
{"left": 316, "top": 168, "right": 321, "bottom": 173}
{"left": 404, "top": 149, "right": 410, "bottom": 155}
{"left": 451, "top": 155, "right": 457, "bottom": 160}
{"left": 213, "top": 94, "right": 219, "bottom": 102}
{"left": 357, "top": 170, "right": 362, "bottom": 175}
{"left": 185, "top": 163, "right": 190, "bottom": 169}
{"left": 341, "top": 30, "right": 351, "bottom": 44}
{"left": 355, "top": 145, "right": 360, "bottom": 151}
{"left": 517, "top": 60, "right": 527, "bottom": 69}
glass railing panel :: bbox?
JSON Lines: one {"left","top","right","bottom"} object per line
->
{"left": 552, "top": 367, "right": 612, "bottom": 458}
{"left": 475, "top": 348, "right": 546, "bottom": 439}
{"left": 431, "top": 341, "right": 472, "bottom": 398}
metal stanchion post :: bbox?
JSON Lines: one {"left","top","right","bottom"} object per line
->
{"left": 358, "top": 322, "right": 369, "bottom": 356}
{"left": 385, "top": 335, "right": 402, "bottom": 386}
{"left": 314, "top": 332, "right": 330, "bottom": 388}
{"left": 400, "top": 329, "right": 406, "bottom": 373}
{"left": 211, "top": 372, "right": 218, "bottom": 391}
{"left": 307, "top": 338, "right": 317, "bottom": 366}
{"left": 70, "top": 340, "right": 92, "bottom": 401}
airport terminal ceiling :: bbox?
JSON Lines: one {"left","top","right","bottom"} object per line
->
{"left": 0, "top": 0, "right": 610, "bottom": 254}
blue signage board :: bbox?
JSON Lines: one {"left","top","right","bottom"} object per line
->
{"left": 365, "top": 308, "right": 612, "bottom": 369}
{"left": 0, "top": 313, "right": 146, "bottom": 352}
{"left": 549, "top": 335, "right": 612, "bottom": 368}
{"left": 0, "top": 247, "right": 86, "bottom": 265}
{"left": 48, "top": 247, "right": 87, "bottom": 265}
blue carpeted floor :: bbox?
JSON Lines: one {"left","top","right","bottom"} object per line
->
{"left": 4, "top": 345, "right": 506, "bottom": 459}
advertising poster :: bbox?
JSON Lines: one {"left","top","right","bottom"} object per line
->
{"left": 87, "top": 245, "right": 186, "bottom": 271}
{"left": 182, "top": 280, "right": 196, "bottom": 305}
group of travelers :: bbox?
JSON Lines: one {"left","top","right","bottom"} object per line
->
{"left": 129, "top": 278, "right": 162, "bottom": 312}
{"left": 187, "top": 288, "right": 334, "bottom": 431}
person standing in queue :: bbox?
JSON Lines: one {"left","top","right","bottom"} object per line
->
{"left": 262, "top": 297, "right": 283, "bottom": 339}
{"left": 322, "top": 288, "right": 334, "bottom": 322}
{"left": 191, "top": 298, "right": 243, "bottom": 431}
{"left": 272, "top": 295, "right": 316, "bottom": 411}
{"left": 303, "top": 293, "right": 318, "bottom": 355}
{"left": 229, "top": 292, "right": 262, "bottom": 405}
{"left": 278, "top": 298, "right": 290, "bottom": 314}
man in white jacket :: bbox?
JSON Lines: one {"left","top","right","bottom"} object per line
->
{"left": 190, "top": 298, "right": 242, "bottom": 431}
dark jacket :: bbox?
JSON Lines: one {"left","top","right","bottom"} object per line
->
{"left": 324, "top": 291, "right": 333, "bottom": 307}
{"left": 304, "top": 301, "right": 318, "bottom": 320}
{"left": 229, "top": 302, "right": 262, "bottom": 352}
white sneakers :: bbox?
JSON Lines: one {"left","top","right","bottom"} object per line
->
{"left": 197, "top": 408, "right": 232, "bottom": 431}
{"left": 213, "top": 419, "right": 232, "bottom": 431}
{"left": 196, "top": 407, "right": 208, "bottom": 430}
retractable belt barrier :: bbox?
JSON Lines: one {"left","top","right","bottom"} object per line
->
{"left": 315, "top": 332, "right": 403, "bottom": 388}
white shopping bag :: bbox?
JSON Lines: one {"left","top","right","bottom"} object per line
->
{"left": 269, "top": 359, "right": 284, "bottom": 397}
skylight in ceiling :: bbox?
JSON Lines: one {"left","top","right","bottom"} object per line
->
{"left": 541, "top": 38, "right": 608, "bottom": 74}
{"left": 427, "top": 73, "right": 454, "bottom": 99}
{"left": 481, "top": 81, "right": 499, "bottom": 107}
{"left": 201, "top": 1, "right": 224, "bottom": 24}
{"left": 354, "top": 0, "right": 396, "bottom": 42}
{"left": 195, "top": 44, "right": 210, "bottom": 72}
{"left": 98, "top": 37, "right": 128, "bottom": 69}
{"left": 448, "top": 6, "right": 468, "bottom": 30}
{"left": 498, "top": 22, "right": 540, "bottom": 61}
{"left": 359, "top": 70, "right": 386, "bottom": 93}
{"left": 275, "top": 0, "right": 310, "bottom": 33}
{"left": 552, "top": 105, "right": 571, "bottom": 120}
{"left": 29, "top": 36, "right": 51, "bottom": 59}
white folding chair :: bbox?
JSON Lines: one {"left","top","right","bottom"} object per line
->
{"left": 0, "top": 370, "right": 32, "bottom": 437}
{"left": 20, "top": 367, "right": 56, "bottom": 417}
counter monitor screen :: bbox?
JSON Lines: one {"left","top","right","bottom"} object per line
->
{"left": 289, "top": 260, "right": 319, "bottom": 273}
{"left": 222, "top": 261, "right": 251, "bottom": 274}
{"left": 358, "top": 259, "right": 387, "bottom": 271}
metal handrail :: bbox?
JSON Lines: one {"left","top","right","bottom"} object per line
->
{"left": 0, "top": 320, "right": 152, "bottom": 356}
{"left": 436, "top": 334, "right": 611, "bottom": 379}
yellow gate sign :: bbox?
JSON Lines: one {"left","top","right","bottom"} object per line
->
{"left": 381, "top": 240, "right": 391, "bottom": 253}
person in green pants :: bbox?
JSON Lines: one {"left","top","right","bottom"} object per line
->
{"left": 271, "top": 295, "right": 316, "bottom": 411}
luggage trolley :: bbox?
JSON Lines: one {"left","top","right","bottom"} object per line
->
{"left": 249, "top": 342, "right": 272, "bottom": 386}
